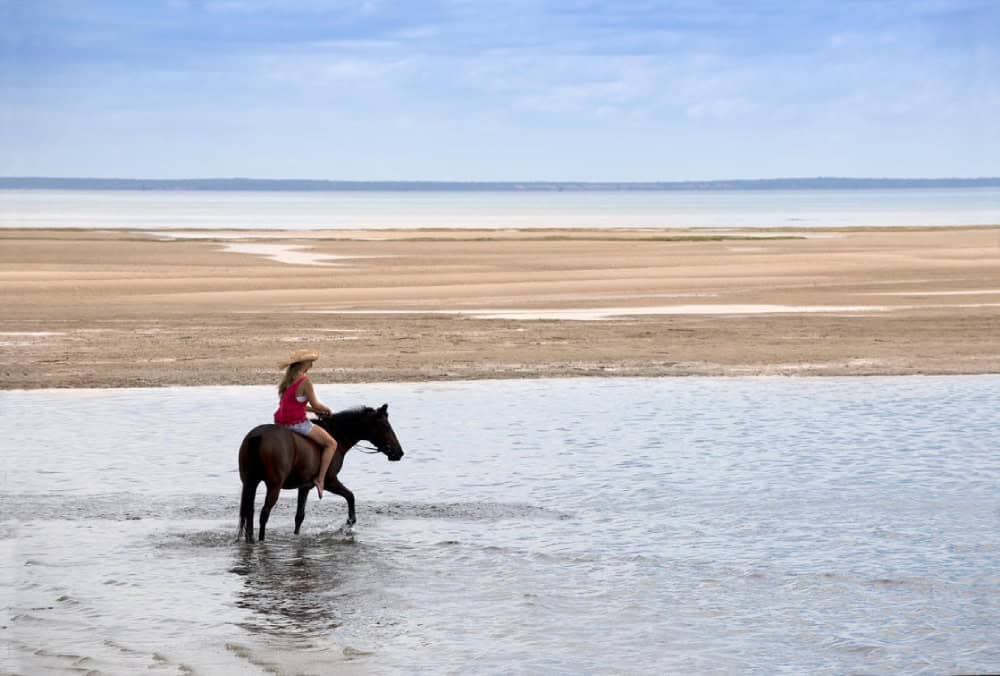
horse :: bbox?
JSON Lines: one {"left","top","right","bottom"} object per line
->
{"left": 237, "top": 404, "right": 404, "bottom": 542}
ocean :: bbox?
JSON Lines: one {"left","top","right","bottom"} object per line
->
{"left": 3, "top": 377, "right": 999, "bottom": 674}
{"left": 2, "top": 187, "right": 999, "bottom": 230}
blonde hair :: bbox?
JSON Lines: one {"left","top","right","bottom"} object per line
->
{"left": 278, "top": 361, "right": 311, "bottom": 395}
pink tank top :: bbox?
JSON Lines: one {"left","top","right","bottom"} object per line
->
{"left": 274, "top": 375, "right": 309, "bottom": 425}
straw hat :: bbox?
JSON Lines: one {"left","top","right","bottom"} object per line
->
{"left": 279, "top": 349, "right": 320, "bottom": 369}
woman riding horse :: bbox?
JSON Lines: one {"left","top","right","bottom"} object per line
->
{"left": 238, "top": 404, "right": 404, "bottom": 542}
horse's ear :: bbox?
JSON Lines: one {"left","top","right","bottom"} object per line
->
{"left": 378, "top": 403, "right": 388, "bottom": 416}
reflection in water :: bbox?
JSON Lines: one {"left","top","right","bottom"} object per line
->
{"left": 231, "top": 536, "right": 362, "bottom": 639}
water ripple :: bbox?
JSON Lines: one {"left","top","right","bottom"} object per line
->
{"left": 3, "top": 376, "right": 999, "bottom": 674}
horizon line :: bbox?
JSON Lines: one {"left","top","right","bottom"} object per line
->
{"left": 2, "top": 176, "right": 999, "bottom": 191}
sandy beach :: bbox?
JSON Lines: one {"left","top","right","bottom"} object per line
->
{"left": 1, "top": 226, "right": 998, "bottom": 389}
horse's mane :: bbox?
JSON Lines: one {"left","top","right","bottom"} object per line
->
{"left": 312, "top": 406, "right": 372, "bottom": 428}
{"left": 324, "top": 405, "right": 372, "bottom": 419}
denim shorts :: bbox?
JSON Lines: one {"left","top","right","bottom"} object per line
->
{"left": 282, "top": 420, "right": 314, "bottom": 436}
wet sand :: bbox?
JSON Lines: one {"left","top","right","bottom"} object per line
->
{"left": 1, "top": 226, "right": 999, "bottom": 388}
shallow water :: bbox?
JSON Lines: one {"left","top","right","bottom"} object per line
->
{"left": 3, "top": 377, "right": 999, "bottom": 674}
{"left": 3, "top": 187, "right": 1000, "bottom": 229}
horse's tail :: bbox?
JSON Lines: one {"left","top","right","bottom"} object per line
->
{"left": 237, "top": 432, "right": 263, "bottom": 542}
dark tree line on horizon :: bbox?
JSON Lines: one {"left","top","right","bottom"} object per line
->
{"left": 2, "top": 177, "right": 999, "bottom": 191}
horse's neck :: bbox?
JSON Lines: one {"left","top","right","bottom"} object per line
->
{"left": 338, "top": 436, "right": 359, "bottom": 452}
{"left": 322, "top": 417, "right": 361, "bottom": 450}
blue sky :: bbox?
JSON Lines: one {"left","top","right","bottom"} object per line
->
{"left": 2, "top": 0, "right": 998, "bottom": 180}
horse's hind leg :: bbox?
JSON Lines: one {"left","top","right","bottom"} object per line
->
{"left": 294, "top": 486, "right": 310, "bottom": 535}
{"left": 239, "top": 478, "right": 260, "bottom": 543}
{"left": 258, "top": 485, "right": 281, "bottom": 542}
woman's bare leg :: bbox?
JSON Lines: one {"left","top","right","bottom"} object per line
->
{"left": 306, "top": 425, "right": 338, "bottom": 499}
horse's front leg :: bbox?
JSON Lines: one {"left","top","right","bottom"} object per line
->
{"left": 328, "top": 478, "right": 356, "bottom": 526}
{"left": 294, "top": 485, "right": 310, "bottom": 534}
{"left": 323, "top": 450, "right": 355, "bottom": 526}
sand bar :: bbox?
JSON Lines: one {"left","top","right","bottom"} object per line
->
{"left": 1, "top": 226, "right": 999, "bottom": 388}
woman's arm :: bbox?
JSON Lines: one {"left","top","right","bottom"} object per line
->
{"left": 299, "top": 378, "right": 332, "bottom": 415}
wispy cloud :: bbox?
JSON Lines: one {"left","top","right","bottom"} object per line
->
{"left": 2, "top": 0, "right": 998, "bottom": 179}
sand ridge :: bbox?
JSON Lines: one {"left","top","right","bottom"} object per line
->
{"left": 1, "top": 226, "right": 999, "bottom": 388}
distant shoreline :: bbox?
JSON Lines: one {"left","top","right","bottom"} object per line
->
{"left": 3, "top": 176, "right": 1000, "bottom": 192}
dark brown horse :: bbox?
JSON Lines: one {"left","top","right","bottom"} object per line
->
{"left": 237, "top": 404, "right": 404, "bottom": 542}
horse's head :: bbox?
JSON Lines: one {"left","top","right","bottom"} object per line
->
{"left": 366, "top": 403, "right": 404, "bottom": 462}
